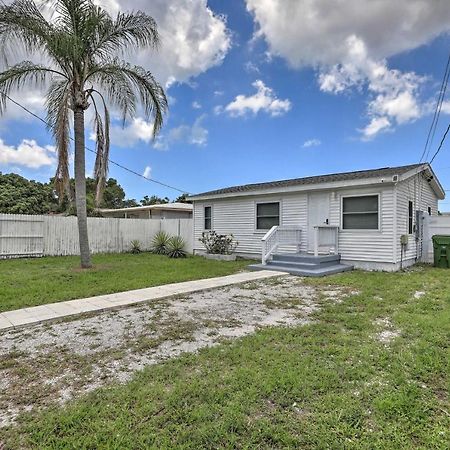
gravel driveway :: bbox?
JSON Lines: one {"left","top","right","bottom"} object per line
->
{"left": 0, "top": 275, "right": 349, "bottom": 427}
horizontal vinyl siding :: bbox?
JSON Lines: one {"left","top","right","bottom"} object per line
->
{"left": 330, "top": 187, "right": 395, "bottom": 263}
{"left": 193, "top": 193, "right": 308, "bottom": 255}
{"left": 396, "top": 174, "right": 439, "bottom": 262}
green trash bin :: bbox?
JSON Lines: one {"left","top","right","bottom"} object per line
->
{"left": 432, "top": 235, "right": 450, "bottom": 268}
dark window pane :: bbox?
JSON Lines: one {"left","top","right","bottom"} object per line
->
{"left": 257, "top": 216, "right": 279, "bottom": 230}
{"left": 343, "top": 213, "right": 378, "bottom": 230}
{"left": 204, "top": 206, "right": 212, "bottom": 229}
{"left": 343, "top": 195, "right": 378, "bottom": 213}
{"left": 408, "top": 201, "right": 413, "bottom": 234}
{"left": 257, "top": 202, "right": 279, "bottom": 217}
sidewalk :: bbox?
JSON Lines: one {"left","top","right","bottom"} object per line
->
{"left": 0, "top": 270, "right": 286, "bottom": 331}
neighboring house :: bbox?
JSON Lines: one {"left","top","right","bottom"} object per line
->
{"left": 100, "top": 202, "right": 193, "bottom": 220}
{"left": 189, "top": 164, "right": 445, "bottom": 272}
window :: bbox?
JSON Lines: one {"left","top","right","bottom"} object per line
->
{"left": 256, "top": 202, "right": 280, "bottom": 230}
{"left": 428, "top": 206, "right": 432, "bottom": 216}
{"left": 204, "top": 206, "right": 212, "bottom": 230}
{"left": 408, "top": 201, "right": 413, "bottom": 234}
{"left": 342, "top": 195, "right": 379, "bottom": 230}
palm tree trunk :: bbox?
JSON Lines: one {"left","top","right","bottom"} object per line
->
{"left": 73, "top": 106, "right": 92, "bottom": 268}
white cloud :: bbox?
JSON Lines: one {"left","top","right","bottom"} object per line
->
{"left": 246, "top": 0, "right": 450, "bottom": 68}
{"left": 153, "top": 115, "right": 208, "bottom": 150}
{"left": 246, "top": 0, "right": 450, "bottom": 138}
{"left": 96, "top": 0, "right": 231, "bottom": 87}
{"left": 302, "top": 139, "right": 321, "bottom": 148}
{"left": 107, "top": 118, "right": 155, "bottom": 148}
{"left": 142, "top": 166, "right": 152, "bottom": 178}
{"left": 0, "top": 138, "right": 56, "bottom": 168}
{"left": 223, "top": 80, "right": 291, "bottom": 117}
{"left": 360, "top": 117, "right": 391, "bottom": 140}
{"left": 318, "top": 36, "right": 425, "bottom": 139}
{"left": 441, "top": 101, "right": 450, "bottom": 115}
{"left": 192, "top": 101, "right": 202, "bottom": 109}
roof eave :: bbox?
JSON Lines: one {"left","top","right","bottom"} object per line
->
{"left": 189, "top": 176, "right": 398, "bottom": 201}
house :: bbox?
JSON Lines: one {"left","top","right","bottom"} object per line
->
{"left": 189, "top": 163, "right": 445, "bottom": 274}
{"left": 100, "top": 202, "right": 193, "bottom": 220}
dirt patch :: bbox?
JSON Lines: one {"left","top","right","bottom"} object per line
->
{"left": 374, "top": 317, "right": 401, "bottom": 345}
{"left": 0, "top": 275, "right": 351, "bottom": 427}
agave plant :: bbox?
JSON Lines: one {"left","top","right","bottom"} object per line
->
{"left": 130, "top": 239, "right": 142, "bottom": 254}
{"left": 151, "top": 231, "right": 170, "bottom": 254}
{"left": 167, "top": 236, "right": 186, "bottom": 259}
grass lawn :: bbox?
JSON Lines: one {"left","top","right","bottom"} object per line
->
{"left": 1, "top": 266, "right": 448, "bottom": 449}
{"left": 0, "top": 253, "right": 250, "bottom": 313}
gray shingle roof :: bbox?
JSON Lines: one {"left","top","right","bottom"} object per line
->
{"left": 189, "top": 163, "right": 425, "bottom": 199}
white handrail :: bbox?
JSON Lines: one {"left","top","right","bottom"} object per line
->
{"left": 261, "top": 226, "right": 302, "bottom": 264}
{"left": 313, "top": 225, "right": 339, "bottom": 257}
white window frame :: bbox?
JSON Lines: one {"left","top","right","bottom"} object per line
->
{"left": 254, "top": 200, "right": 282, "bottom": 232}
{"left": 341, "top": 193, "right": 380, "bottom": 231}
{"left": 203, "top": 205, "right": 213, "bottom": 231}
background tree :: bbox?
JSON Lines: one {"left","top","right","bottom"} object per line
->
{"left": 174, "top": 193, "right": 192, "bottom": 204}
{"left": 0, "top": 0, "right": 167, "bottom": 267}
{"left": 141, "top": 194, "right": 169, "bottom": 206}
{"left": 0, "top": 172, "right": 58, "bottom": 214}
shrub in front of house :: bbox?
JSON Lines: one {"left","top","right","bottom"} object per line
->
{"left": 130, "top": 240, "right": 142, "bottom": 254}
{"left": 151, "top": 231, "right": 171, "bottom": 254}
{"left": 167, "top": 236, "right": 187, "bottom": 258}
{"left": 200, "top": 231, "right": 238, "bottom": 255}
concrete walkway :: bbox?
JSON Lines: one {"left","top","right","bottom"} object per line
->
{"left": 0, "top": 270, "right": 285, "bottom": 331}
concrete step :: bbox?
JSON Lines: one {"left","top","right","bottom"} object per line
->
{"left": 248, "top": 262, "right": 354, "bottom": 277}
{"left": 268, "top": 259, "right": 339, "bottom": 270}
{"left": 272, "top": 253, "right": 340, "bottom": 264}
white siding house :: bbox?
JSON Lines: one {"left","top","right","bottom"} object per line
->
{"left": 190, "top": 164, "right": 445, "bottom": 271}
{"left": 100, "top": 202, "right": 193, "bottom": 220}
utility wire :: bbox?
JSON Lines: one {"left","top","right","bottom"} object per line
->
{"left": 0, "top": 91, "right": 191, "bottom": 195}
{"left": 419, "top": 52, "right": 450, "bottom": 163}
{"left": 430, "top": 122, "right": 450, "bottom": 164}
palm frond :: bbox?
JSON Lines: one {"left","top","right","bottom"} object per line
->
{"left": 46, "top": 79, "right": 72, "bottom": 201}
{"left": 0, "top": 0, "right": 53, "bottom": 62}
{"left": 90, "top": 90, "right": 110, "bottom": 206}
{"left": 91, "top": 11, "right": 159, "bottom": 59}
{"left": 0, "top": 61, "right": 65, "bottom": 113}
{"left": 88, "top": 59, "right": 167, "bottom": 137}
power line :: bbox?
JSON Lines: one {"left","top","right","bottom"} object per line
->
{"left": 0, "top": 91, "right": 191, "bottom": 195}
{"left": 419, "top": 52, "right": 450, "bottom": 163}
{"left": 430, "top": 122, "right": 450, "bottom": 164}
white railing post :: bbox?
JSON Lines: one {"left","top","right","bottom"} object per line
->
{"left": 261, "top": 225, "right": 302, "bottom": 264}
{"left": 314, "top": 226, "right": 319, "bottom": 257}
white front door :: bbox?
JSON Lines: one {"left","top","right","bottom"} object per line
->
{"left": 307, "top": 192, "right": 330, "bottom": 253}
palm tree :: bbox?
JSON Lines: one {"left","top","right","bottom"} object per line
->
{"left": 0, "top": 0, "right": 167, "bottom": 268}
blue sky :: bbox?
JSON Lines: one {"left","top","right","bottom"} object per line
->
{"left": 1, "top": 0, "right": 450, "bottom": 208}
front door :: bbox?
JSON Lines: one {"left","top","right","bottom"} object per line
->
{"left": 307, "top": 192, "right": 330, "bottom": 253}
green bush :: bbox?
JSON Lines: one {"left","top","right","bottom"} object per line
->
{"left": 199, "top": 231, "right": 238, "bottom": 255}
{"left": 167, "top": 236, "right": 187, "bottom": 258}
{"left": 130, "top": 240, "right": 142, "bottom": 254}
{"left": 151, "top": 231, "right": 171, "bottom": 255}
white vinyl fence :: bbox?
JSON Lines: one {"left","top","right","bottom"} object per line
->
{"left": 0, "top": 214, "right": 193, "bottom": 258}
{"left": 421, "top": 214, "right": 450, "bottom": 263}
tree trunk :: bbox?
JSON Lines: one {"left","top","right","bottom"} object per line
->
{"left": 73, "top": 107, "right": 92, "bottom": 268}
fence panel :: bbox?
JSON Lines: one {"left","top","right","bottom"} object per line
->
{"left": 0, "top": 214, "right": 193, "bottom": 258}
{"left": 422, "top": 215, "right": 450, "bottom": 263}
{"left": 0, "top": 214, "right": 44, "bottom": 257}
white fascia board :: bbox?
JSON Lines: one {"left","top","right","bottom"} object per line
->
{"left": 190, "top": 177, "right": 396, "bottom": 202}
{"left": 399, "top": 164, "right": 445, "bottom": 199}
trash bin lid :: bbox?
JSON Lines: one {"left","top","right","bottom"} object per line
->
{"left": 432, "top": 235, "right": 450, "bottom": 245}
